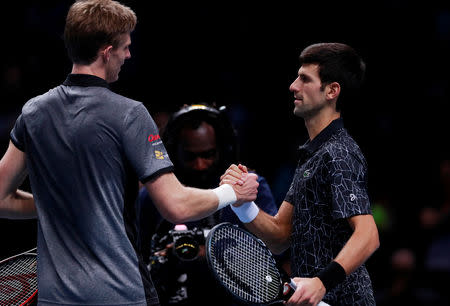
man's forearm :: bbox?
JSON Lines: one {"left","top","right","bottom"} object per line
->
{"left": 244, "top": 203, "right": 293, "bottom": 255}
{"left": 0, "top": 189, "right": 36, "bottom": 219}
{"left": 147, "top": 172, "right": 258, "bottom": 224}
{"left": 334, "top": 214, "right": 379, "bottom": 274}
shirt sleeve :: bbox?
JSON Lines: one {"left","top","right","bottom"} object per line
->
{"left": 10, "top": 113, "right": 26, "bottom": 152}
{"left": 122, "top": 103, "right": 174, "bottom": 183}
{"left": 326, "top": 151, "right": 372, "bottom": 219}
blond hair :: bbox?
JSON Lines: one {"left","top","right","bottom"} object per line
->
{"left": 64, "top": 0, "right": 137, "bottom": 64}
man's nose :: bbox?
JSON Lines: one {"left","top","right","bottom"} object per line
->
{"left": 289, "top": 78, "right": 299, "bottom": 92}
{"left": 192, "top": 158, "right": 209, "bottom": 171}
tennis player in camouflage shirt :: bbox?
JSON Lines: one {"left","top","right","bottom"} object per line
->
{"left": 221, "top": 42, "right": 380, "bottom": 305}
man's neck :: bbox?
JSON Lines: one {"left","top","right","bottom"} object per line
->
{"left": 71, "top": 63, "right": 106, "bottom": 81}
{"left": 304, "top": 110, "right": 341, "bottom": 140}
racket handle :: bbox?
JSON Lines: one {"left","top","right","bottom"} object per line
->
{"left": 283, "top": 279, "right": 330, "bottom": 306}
{"left": 282, "top": 279, "right": 297, "bottom": 298}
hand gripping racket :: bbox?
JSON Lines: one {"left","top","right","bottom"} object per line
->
{"left": 206, "top": 223, "right": 329, "bottom": 305}
{"left": 0, "top": 248, "right": 37, "bottom": 306}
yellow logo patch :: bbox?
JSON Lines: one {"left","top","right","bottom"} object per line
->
{"left": 155, "top": 150, "right": 164, "bottom": 160}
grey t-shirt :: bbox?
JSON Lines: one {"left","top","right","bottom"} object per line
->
{"left": 10, "top": 74, "right": 173, "bottom": 305}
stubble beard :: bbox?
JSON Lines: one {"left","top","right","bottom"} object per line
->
{"left": 106, "top": 68, "right": 119, "bottom": 83}
{"left": 293, "top": 104, "right": 320, "bottom": 120}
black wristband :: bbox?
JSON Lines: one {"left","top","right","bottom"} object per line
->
{"left": 316, "top": 261, "right": 346, "bottom": 292}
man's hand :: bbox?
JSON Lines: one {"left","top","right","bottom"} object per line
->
{"left": 220, "top": 164, "right": 258, "bottom": 205}
{"left": 233, "top": 172, "right": 258, "bottom": 205}
{"left": 285, "top": 277, "right": 326, "bottom": 306}
{"left": 220, "top": 164, "right": 248, "bottom": 186}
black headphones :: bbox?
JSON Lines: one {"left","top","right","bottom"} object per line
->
{"left": 162, "top": 104, "right": 239, "bottom": 166}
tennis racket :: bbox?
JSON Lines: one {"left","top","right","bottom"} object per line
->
{"left": 0, "top": 248, "right": 37, "bottom": 306}
{"left": 206, "top": 222, "right": 329, "bottom": 305}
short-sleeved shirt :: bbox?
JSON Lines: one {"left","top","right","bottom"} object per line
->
{"left": 10, "top": 74, "right": 174, "bottom": 306}
{"left": 285, "top": 118, "right": 375, "bottom": 305}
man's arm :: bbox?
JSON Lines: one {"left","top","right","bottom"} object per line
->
{"left": 221, "top": 164, "right": 293, "bottom": 254}
{"left": 288, "top": 214, "right": 379, "bottom": 306}
{"left": 0, "top": 141, "right": 36, "bottom": 219}
{"left": 243, "top": 201, "right": 293, "bottom": 254}
{"left": 144, "top": 171, "right": 259, "bottom": 224}
{"left": 334, "top": 214, "right": 380, "bottom": 274}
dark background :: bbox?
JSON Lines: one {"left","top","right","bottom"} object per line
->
{"left": 1, "top": 1, "right": 449, "bottom": 304}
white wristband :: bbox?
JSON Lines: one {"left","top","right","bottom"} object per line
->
{"left": 212, "top": 184, "right": 237, "bottom": 210}
{"left": 230, "top": 201, "right": 259, "bottom": 223}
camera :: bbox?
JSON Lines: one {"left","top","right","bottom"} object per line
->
{"left": 170, "top": 226, "right": 205, "bottom": 261}
{"left": 149, "top": 225, "right": 207, "bottom": 267}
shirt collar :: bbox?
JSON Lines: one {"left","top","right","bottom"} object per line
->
{"left": 63, "top": 74, "right": 109, "bottom": 89}
{"left": 298, "top": 118, "right": 344, "bottom": 158}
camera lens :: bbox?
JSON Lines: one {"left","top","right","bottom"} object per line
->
{"left": 173, "top": 235, "right": 200, "bottom": 261}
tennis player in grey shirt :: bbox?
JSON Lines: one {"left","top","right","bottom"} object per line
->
{"left": 0, "top": 1, "right": 259, "bottom": 305}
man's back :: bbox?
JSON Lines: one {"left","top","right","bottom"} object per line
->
{"left": 11, "top": 74, "right": 173, "bottom": 305}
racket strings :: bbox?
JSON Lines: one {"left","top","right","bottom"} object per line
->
{"left": 0, "top": 255, "right": 37, "bottom": 306}
{"left": 210, "top": 227, "right": 281, "bottom": 303}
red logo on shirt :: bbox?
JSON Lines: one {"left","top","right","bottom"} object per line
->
{"left": 148, "top": 134, "right": 161, "bottom": 142}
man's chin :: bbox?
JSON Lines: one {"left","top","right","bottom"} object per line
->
{"left": 293, "top": 107, "right": 317, "bottom": 120}
{"left": 293, "top": 108, "right": 306, "bottom": 118}
{"left": 106, "top": 76, "right": 119, "bottom": 83}
{"left": 105, "top": 71, "right": 120, "bottom": 83}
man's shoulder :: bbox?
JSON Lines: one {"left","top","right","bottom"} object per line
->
{"left": 323, "top": 129, "right": 367, "bottom": 165}
{"left": 88, "top": 89, "right": 147, "bottom": 121}
{"left": 248, "top": 171, "right": 271, "bottom": 188}
{"left": 250, "top": 171, "right": 267, "bottom": 182}
{"left": 21, "top": 85, "right": 63, "bottom": 114}
{"left": 97, "top": 88, "right": 143, "bottom": 109}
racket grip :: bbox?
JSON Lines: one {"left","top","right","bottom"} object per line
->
{"left": 283, "top": 279, "right": 330, "bottom": 306}
{"left": 282, "top": 279, "right": 296, "bottom": 299}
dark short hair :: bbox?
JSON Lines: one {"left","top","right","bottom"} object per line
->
{"left": 299, "top": 42, "right": 366, "bottom": 111}
{"left": 64, "top": 0, "right": 137, "bottom": 65}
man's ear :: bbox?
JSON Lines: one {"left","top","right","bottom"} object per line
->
{"left": 101, "top": 45, "right": 113, "bottom": 62}
{"left": 326, "top": 82, "right": 341, "bottom": 100}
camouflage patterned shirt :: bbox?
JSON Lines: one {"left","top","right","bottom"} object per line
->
{"left": 285, "top": 118, "right": 375, "bottom": 305}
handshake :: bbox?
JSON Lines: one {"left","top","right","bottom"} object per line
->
{"left": 219, "top": 163, "right": 258, "bottom": 207}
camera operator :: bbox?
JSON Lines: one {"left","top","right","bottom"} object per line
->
{"left": 135, "top": 104, "right": 280, "bottom": 305}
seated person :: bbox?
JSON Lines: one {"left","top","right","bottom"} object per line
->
{"left": 136, "top": 104, "right": 281, "bottom": 305}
